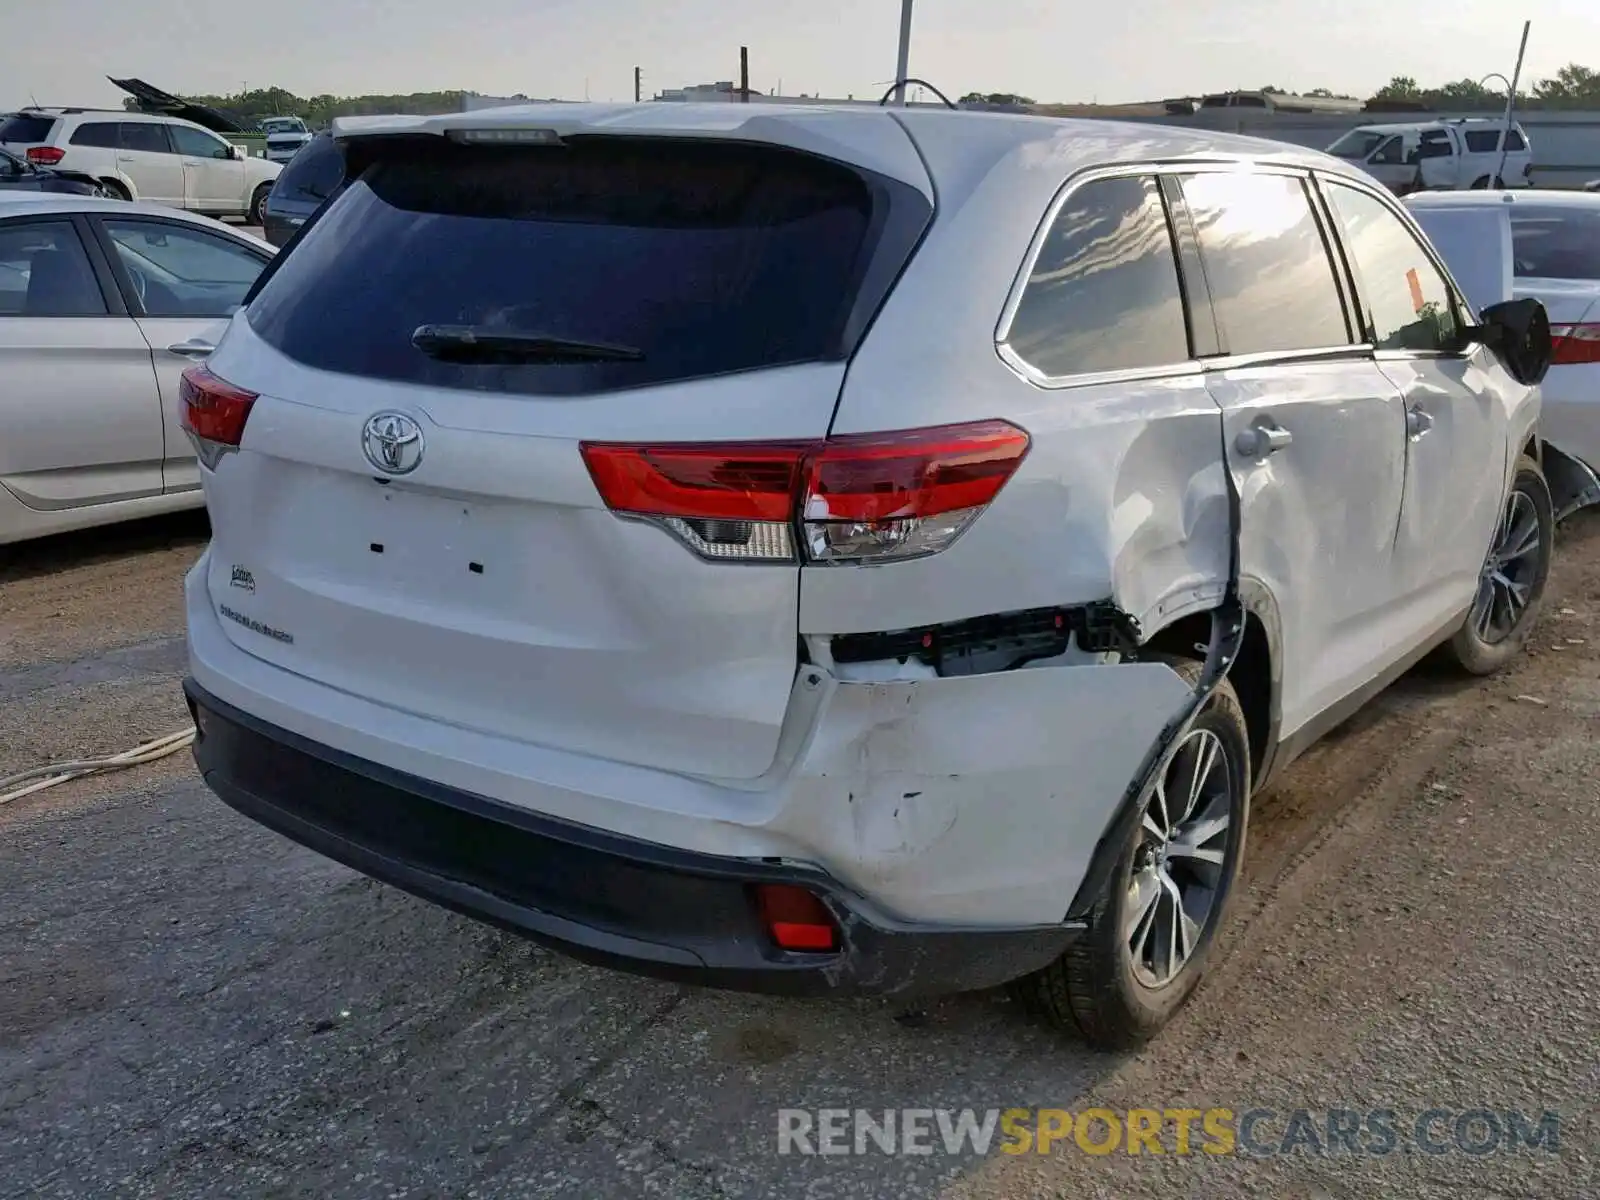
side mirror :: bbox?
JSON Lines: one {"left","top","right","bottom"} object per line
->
{"left": 227, "top": 144, "right": 243, "bottom": 160}
{"left": 1468, "top": 297, "right": 1553, "bottom": 386}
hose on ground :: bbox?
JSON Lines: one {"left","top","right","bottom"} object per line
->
{"left": 0, "top": 727, "right": 196, "bottom": 806}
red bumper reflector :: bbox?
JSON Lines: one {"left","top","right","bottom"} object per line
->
{"left": 756, "top": 883, "right": 839, "bottom": 952}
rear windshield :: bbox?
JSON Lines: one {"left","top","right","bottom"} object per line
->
{"left": 1510, "top": 207, "right": 1600, "bottom": 280}
{"left": 273, "top": 134, "right": 343, "bottom": 203}
{"left": 0, "top": 114, "right": 58, "bottom": 143}
{"left": 246, "top": 136, "right": 926, "bottom": 396}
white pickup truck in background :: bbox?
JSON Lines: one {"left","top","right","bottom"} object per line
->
{"left": 1327, "top": 118, "right": 1534, "bottom": 193}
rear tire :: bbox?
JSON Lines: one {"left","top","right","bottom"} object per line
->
{"left": 99, "top": 179, "right": 130, "bottom": 201}
{"left": 1010, "top": 658, "right": 1251, "bottom": 1049}
{"left": 247, "top": 183, "right": 271, "bottom": 227}
{"left": 1445, "top": 456, "right": 1553, "bottom": 675}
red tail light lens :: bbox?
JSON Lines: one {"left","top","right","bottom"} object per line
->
{"left": 755, "top": 884, "right": 839, "bottom": 952}
{"left": 580, "top": 420, "right": 1030, "bottom": 565}
{"left": 1551, "top": 323, "right": 1600, "bottom": 366}
{"left": 179, "top": 364, "right": 257, "bottom": 468}
{"left": 25, "top": 146, "right": 65, "bottom": 166}
{"left": 802, "top": 420, "right": 1031, "bottom": 563}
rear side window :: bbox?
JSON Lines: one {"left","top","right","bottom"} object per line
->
{"left": 71, "top": 122, "right": 121, "bottom": 148}
{"left": 247, "top": 137, "right": 927, "bottom": 396}
{"left": 1004, "top": 175, "right": 1190, "bottom": 378}
{"left": 119, "top": 123, "right": 171, "bottom": 154}
{"left": 0, "top": 220, "right": 107, "bottom": 317}
{"left": 1180, "top": 172, "right": 1351, "bottom": 355}
{"left": 1509, "top": 207, "right": 1600, "bottom": 280}
{"left": 274, "top": 135, "right": 344, "bottom": 203}
{"left": 1465, "top": 128, "right": 1526, "bottom": 153}
{"left": 0, "top": 114, "right": 58, "bottom": 143}
{"left": 1324, "top": 182, "right": 1460, "bottom": 352}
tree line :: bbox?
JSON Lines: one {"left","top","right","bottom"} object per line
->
{"left": 131, "top": 64, "right": 1600, "bottom": 130}
{"left": 1363, "top": 62, "right": 1598, "bottom": 110}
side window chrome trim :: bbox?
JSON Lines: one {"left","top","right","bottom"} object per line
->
{"left": 998, "top": 342, "right": 1203, "bottom": 391}
{"left": 1200, "top": 344, "right": 1378, "bottom": 373}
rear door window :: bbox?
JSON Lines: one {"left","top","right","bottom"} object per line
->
{"left": 0, "top": 114, "right": 58, "bottom": 143}
{"left": 246, "top": 136, "right": 928, "bottom": 396}
{"left": 119, "top": 123, "right": 172, "bottom": 154}
{"left": 1509, "top": 207, "right": 1600, "bottom": 280}
{"left": 1179, "top": 171, "right": 1352, "bottom": 355}
{"left": 1323, "top": 182, "right": 1461, "bottom": 352}
{"left": 1003, "top": 174, "right": 1190, "bottom": 377}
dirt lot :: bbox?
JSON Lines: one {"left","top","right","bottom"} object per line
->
{"left": 2, "top": 509, "right": 1597, "bottom": 1198}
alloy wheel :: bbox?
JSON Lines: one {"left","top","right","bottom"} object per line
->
{"left": 1471, "top": 488, "right": 1542, "bottom": 645}
{"left": 1125, "top": 727, "right": 1234, "bottom": 989}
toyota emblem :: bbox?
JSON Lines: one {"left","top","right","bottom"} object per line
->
{"left": 361, "top": 411, "right": 425, "bottom": 475}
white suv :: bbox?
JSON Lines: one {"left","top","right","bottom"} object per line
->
{"left": 181, "top": 105, "right": 1555, "bottom": 1047}
{"left": 0, "top": 109, "right": 280, "bottom": 223}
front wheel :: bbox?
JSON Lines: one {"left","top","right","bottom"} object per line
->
{"left": 1010, "top": 659, "right": 1251, "bottom": 1049}
{"left": 1445, "top": 457, "right": 1553, "bottom": 675}
{"left": 247, "top": 183, "right": 271, "bottom": 227}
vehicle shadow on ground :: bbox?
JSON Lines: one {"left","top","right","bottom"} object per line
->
{"left": 0, "top": 510, "right": 211, "bottom": 585}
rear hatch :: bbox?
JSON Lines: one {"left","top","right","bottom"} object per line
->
{"left": 0, "top": 112, "right": 61, "bottom": 159}
{"left": 202, "top": 110, "right": 933, "bottom": 779}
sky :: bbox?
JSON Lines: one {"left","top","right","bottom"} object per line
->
{"left": 4, "top": 0, "right": 1600, "bottom": 111}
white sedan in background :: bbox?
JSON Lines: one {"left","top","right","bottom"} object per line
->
{"left": 0, "top": 194, "right": 273, "bottom": 545}
{"left": 1408, "top": 189, "right": 1600, "bottom": 519}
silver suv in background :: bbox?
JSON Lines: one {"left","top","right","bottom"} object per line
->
{"left": 182, "top": 107, "right": 1554, "bottom": 1047}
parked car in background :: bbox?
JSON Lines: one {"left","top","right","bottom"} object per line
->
{"left": 1409, "top": 189, "right": 1600, "bottom": 519}
{"left": 0, "top": 109, "right": 280, "bottom": 223}
{"left": 260, "top": 116, "right": 313, "bottom": 165}
{"left": 0, "top": 194, "right": 273, "bottom": 546}
{"left": 1328, "top": 118, "right": 1533, "bottom": 193}
{"left": 0, "top": 145, "right": 105, "bottom": 196}
{"left": 183, "top": 106, "right": 1554, "bottom": 1049}
{"left": 260, "top": 130, "right": 343, "bottom": 247}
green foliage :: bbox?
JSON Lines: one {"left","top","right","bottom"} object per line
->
{"left": 123, "top": 87, "right": 471, "bottom": 129}
{"left": 1369, "top": 64, "right": 1600, "bottom": 110}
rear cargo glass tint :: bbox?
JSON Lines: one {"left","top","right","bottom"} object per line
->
{"left": 275, "top": 134, "right": 343, "bottom": 202}
{"left": 246, "top": 137, "right": 915, "bottom": 395}
{"left": 1509, "top": 208, "right": 1600, "bottom": 280}
{"left": 0, "top": 114, "right": 58, "bottom": 143}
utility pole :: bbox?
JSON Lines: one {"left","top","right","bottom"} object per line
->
{"left": 740, "top": 46, "right": 750, "bottom": 102}
{"left": 1496, "top": 20, "right": 1531, "bottom": 187}
{"left": 635, "top": 67, "right": 642, "bottom": 103}
{"left": 892, "top": 0, "right": 914, "bottom": 105}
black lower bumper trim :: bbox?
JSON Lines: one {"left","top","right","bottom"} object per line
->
{"left": 184, "top": 680, "right": 1081, "bottom": 998}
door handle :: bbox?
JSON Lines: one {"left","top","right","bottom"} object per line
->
{"left": 1235, "top": 421, "right": 1293, "bottom": 458}
{"left": 117, "top": 154, "right": 135, "bottom": 162}
{"left": 1406, "top": 408, "right": 1435, "bottom": 438}
{"left": 167, "top": 339, "right": 215, "bottom": 359}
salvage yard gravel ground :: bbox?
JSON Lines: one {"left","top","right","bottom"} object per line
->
{"left": 1, "top": 509, "right": 1597, "bottom": 1198}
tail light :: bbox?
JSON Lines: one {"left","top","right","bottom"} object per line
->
{"left": 1551, "top": 323, "right": 1600, "bottom": 366}
{"left": 179, "top": 364, "right": 257, "bottom": 469}
{"left": 25, "top": 146, "right": 65, "bottom": 166}
{"left": 754, "top": 884, "right": 839, "bottom": 952}
{"left": 580, "top": 419, "right": 1030, "bottom": 565}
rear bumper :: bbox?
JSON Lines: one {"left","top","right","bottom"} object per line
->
{"left": 186, "top": 679, "right": 1082, "bottom": 998}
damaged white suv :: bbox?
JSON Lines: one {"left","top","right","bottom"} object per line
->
{"left": 181, "top": 105, "right": 1555, "bottom": 1047}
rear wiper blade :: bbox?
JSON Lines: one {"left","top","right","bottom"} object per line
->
{"left": 411, "top": 324, "right": 644, "bottom": 364}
